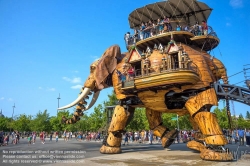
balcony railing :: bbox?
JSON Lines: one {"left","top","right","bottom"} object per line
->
{"left": 125, "top": 25, "right": 218, "bottom": 48}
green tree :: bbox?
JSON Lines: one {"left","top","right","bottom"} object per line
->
{"left": 11, "top": 114, "right": 32, "bottom": 131}
{"left": 125, "top": 108, "right": 148, "bottom": 131}
{"left": 30, "top": 110, "right": 51, "bottom": 132}
{"left": 213, "top": 107, "right": 229, "bottom": 129}
{"left": 246, "top": 111, "right": 250, "bottom": 119}
{"left": 88, "top": 104, "right": 106, "bottom": 131}
{"left": 178, "top": 114, "right": 192, "bottom": 130}
{"left": 76, "top": 114, "right": 90, "bottom": 132}
{"left": 238, "top": 113, "right": 244, "bottom": 119}
{"left": 0, "top": 116, "right": 12, "bottom": 131}
{"left": 50, "top": 110, "right": 71, "bottom": 132}
{"left": 103, "top": 90, "right": 118, "bottom": 106}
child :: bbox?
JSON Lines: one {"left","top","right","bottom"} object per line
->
{"left": 56, "top": 133, "right": 58, "bottom": 142}
{"left": 3, "top": 135, "right": 8, "bottom": 146}
{"left": 28, "top": 134, "right": 32, "bottom": 145}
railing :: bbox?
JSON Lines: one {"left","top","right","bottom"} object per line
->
{"left": 120, "top": 61, "right": 199, "bottom": 85}
{"left": 125, "top": 25, "right": 218, "bottom": 48}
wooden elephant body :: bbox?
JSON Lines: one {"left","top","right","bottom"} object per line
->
{"left": 59, "top": 43, "right": 232, "bottom": 161}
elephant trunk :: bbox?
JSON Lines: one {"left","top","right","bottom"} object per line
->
{"left": 58, "top": 87, "right": 101, "bottom": 124}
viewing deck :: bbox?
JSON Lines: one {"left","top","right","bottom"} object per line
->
{"left": 128, "top": 27, "right": 219, "bottom": 52}
{"left": 120, "top": 63, "right": 200, "bottom": 92}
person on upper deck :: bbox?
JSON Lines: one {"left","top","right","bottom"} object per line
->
{"left": 124, "top": 32, "right": 131, "bottom": 46}
{"left": 193, "top": 21, "right": 201, "bottom": 36}
{"left": 132, "top": 29, "right": 138, "bottom": 44}
{"left": 151, "top": 20, "right": 157, "bottom": 37}
{"left": 176, "top": 24, "right": 181, "bottom": 31}
{"left": 163, "top": 16, "right": 172, "bottom": 31}
{"left": 183, "top": 24, "right": 189, "bottom": 31}
{"left": 157, "top": 18, "right": 164, "bottom": 34}
{"left": 140, "top": 22, "right": 145, "bottom": 40}
{"left": 144, "top": 21, "right": 151, "bottom": 39}
{"left": 202, "top": 20, "right": 208, "bottom": 35}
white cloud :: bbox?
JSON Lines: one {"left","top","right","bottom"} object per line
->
{"left": 73, "top": 70, "right": 79, "bottom": 73}
{"left": 0, "top": 97, "right": 4, "bottom": 100}
{"left": 38, "top": 87, "right": 42, "bottom": 89}
{"left": 62, "top": 77, "right": 81, "bottom": 83}
{"left": 8, "top": 98, "right": 13, "bottom": 101}
{"left": 47, "top": 88, "right": 56, "bottom": 91}
{"left": 230, "top": 0, "right": 243, "bottom": 8}
{"left": 226, "top": 22, "right": 231, "bottom": 26}
{"left": 71, "top": 85, "right": 82, "bottom": 89}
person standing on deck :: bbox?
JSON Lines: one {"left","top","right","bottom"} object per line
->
{"left": 202, "top": 20, "right": 208, "bottom": 35}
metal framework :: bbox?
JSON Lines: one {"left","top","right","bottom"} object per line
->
{"left": 213, "top": 83, "right": 250, "bottom": 106}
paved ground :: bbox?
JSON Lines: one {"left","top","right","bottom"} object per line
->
{"left": 0, "top": 138, "right": 249, "bottom": 166}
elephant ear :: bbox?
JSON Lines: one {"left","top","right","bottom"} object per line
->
{"left": 95, "top": 45, "right": 122, "bottom": 90}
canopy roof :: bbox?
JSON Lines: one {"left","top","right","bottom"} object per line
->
{"left": 128, "top": 0, "right": 212, "bottom": 29}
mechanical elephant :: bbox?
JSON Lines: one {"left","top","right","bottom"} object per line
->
{"left": 58, "top": 44, "right": 233, "bottom": 161}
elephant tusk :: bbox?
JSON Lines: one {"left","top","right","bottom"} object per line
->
{"left": 58, "top": 87, "right": 91, "bottom": 110}
{"left": 84, "top": 91, "right": 100, "bottom": 111}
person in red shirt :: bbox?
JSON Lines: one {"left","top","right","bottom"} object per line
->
{"left": 202, "top": 20, "right": 208, "bottom": 35}
{"left": 127, "top": 65, "right": 135, "bottom": 81}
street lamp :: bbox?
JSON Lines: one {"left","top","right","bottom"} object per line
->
{"left": 12, "top": 103, "right": 15, "bottom": 119}
{"left": 176, "top": 114, "right": 179, "bottom": 131}
{"left": 10, "top": 103, "right": 15, "bottom": 132}
{"left": 57, "top": 93, "right": 61, "bottom": 114}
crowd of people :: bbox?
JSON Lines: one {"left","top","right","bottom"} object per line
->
{"left": 124, "top": 17, "right": 208, "bottom": 46}
{"left": 1, "top": 128, "right": 249, "bottom": 147}
{"left": 0, "top": 130, "right": 62, "bottom": 146}
{"left": 121, "top": 129, "right": 250, "bottom": 146}
{"left": 75, "top": 131, "right": 101, "bottom": 142}
{"left": 120, "top": 129, "right": 194, "bottom": 145}
{"left": 0, "top": 130, "right": 21, "bottom": 146}
{"left": 223, "top": 128, "right": 250, "bottom": 146}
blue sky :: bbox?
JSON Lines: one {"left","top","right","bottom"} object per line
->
{"left": 0, "top": 0, "right": 249, "bottom": 119}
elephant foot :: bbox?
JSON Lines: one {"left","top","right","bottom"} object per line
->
{"left": 200, "top": 148, "right": 233, "bottom": 161}
{"left": 100, "top": 145, "right": 121, "bottom": 154}
{"left": 161, "top": 129, "right": 178, "bottom": 148}
{"left": 187, "top": 140, "right": 205, "bottom": 152}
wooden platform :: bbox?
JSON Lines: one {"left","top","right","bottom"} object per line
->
{"left": 190, "top": 35, "right": 220, "bottom": 51}
{"left": 121, "top": 69, "right": 200, "bottom": 90}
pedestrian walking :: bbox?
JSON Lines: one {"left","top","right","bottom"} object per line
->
{"left": 238, "top": 128, "right": 245, "bottom": 146}
{"left": 246, "top": 129, "right": 250, "bottom": 147}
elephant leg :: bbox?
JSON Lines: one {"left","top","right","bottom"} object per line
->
{"left": 100, "top": 105, "right": 134, "bottom": 154}
{"left": 187, "top": 116, "right": 206, "bottom": 152}
{"left": 146, "top": 108, "right": 178, "bottom": 148}
{"left": 185, "top": 88, "right": 233, "bottom": 161}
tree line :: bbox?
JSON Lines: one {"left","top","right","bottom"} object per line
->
{"left": 0, "top": 91, "right": 249, "bottom": 133}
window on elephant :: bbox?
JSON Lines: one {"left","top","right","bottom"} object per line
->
{"left": 130, "top": 61, "right": 141, "bottom": 77}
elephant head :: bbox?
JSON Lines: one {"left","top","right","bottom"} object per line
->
{"left": 58, "top": 45, "right": 123, "bottom": 113}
